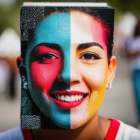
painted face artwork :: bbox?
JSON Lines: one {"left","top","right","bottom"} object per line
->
{"left": 25, "top": 11, "right": 108, "bottom": 129}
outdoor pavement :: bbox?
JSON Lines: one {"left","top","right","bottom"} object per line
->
{"left": 0, "top": 53, "right": 138, "bottom": 132}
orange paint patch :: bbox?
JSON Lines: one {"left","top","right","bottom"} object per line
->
{"left": 87, "top": 59, "right": 108, "bottom": 119}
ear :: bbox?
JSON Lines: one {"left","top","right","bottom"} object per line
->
{"left": 107, "top": 56, "right": 117, "bottom": 84}
{"left": 17, "top": 56, "right": 27, "bottom": 77}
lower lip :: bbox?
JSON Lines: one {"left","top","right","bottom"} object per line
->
{"left": 51, "top": 96, "right": 87, "bottom": 109}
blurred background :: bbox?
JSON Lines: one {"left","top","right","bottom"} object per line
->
{"left": 0, "top": 0, "right": 140, "bottom": 132}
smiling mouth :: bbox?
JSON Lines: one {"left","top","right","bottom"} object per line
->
{"left": 50, "top": 91, "right": 88, "bottom": 109}
{"left": 53, "top": 94, "right": 87, "bottom": 102}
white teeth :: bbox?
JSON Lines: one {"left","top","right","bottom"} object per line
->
{"left": 55, "top": 95, "right": 84, "bottom": 102}
{"left": 75, "top": 95, "right": 79, "bottom": 101}
{"left": 61, "top": 95, "right": 65, "bottom": 101}
{"left": 79, "top": 95, "right": 83, "bottom": 100}
{"left": 58, "top": 95, "right": 61, "bottom": 100}
{"left": 78, "top": 95, "right": 81, "bottom": 100}
{"left": 70, "top": 95, "right": 75, "bottom": 102}
{"left": 65, "top": 95, "right": 71, "bottom": 102}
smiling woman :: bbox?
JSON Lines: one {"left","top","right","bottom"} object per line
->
{"left": 18, "top": 9, "right": 113, "bottom": 130}
{"left": 0, "top": 4, "right": 140, "bottom": 140}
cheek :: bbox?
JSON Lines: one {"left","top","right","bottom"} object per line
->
{"left": 82, "top": 59, "right": 108, "bottom": 118}
{"left": 30, "top": 61, "right": 61, "bottom": 92}
{"left": 70, "top": 59, "right": 108, "bottom": 129}
{"left": 85, "top": 62, "right": 107, "bottom": 89}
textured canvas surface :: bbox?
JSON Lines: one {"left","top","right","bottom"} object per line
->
{"left": 20, "top": 6, "right": 114, "bottom": 129}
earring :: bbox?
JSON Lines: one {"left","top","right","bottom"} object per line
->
{"left": 22, "top": 76, "right": 28, "bottom": 89}
{"left": 106, "top": 83, "right": 112, "bottom": 89}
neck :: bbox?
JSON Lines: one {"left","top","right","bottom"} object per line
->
{"left": 32, "top": 113, "right": 111, "bottom": 140}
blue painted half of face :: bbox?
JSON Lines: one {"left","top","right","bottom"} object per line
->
{"left": 35, "top": 14, "right": 70, "bottom": 85}
{"left": 26, "top": 13, "right": 71, "bottom": 129}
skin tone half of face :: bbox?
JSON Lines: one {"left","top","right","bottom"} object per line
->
{"left": 70, "top": 11, "right": 108, "bottom": 129}
{"left": 26, "top": 11, "right": 108, "bottom": 130}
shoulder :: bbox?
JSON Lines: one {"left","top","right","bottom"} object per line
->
{"left": 106, "top": 118, "right": 140, "bottom": 140}
{"left": 0, "top": 125, "right": 24, "bottom": 140}
{"left": 116, "top": 119, "right": 140, "bottom": 140}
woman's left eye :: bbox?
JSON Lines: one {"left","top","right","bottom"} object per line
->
{"left": 79, "top": 52, "right": 101, "bottom": 60}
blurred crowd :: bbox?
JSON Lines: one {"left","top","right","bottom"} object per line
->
{"left": 0, "top": 28, "right": 20, "bottom": 99}
{"left": 114, "top": 13, "right": 140, "bottom": 128}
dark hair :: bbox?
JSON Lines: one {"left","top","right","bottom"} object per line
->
{"left": 20, "top": 6, "right": 114, "bottom": 63}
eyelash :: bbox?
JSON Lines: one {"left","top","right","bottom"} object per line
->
{"left": 79, "top": 52, "right": 101, "bottom": 61}
{"left": 37, "top": 53, "right": 59, "bottom": 63}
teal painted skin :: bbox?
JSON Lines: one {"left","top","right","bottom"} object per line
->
{"left": 25, "top": 13, "right": 71, "bottom": 129}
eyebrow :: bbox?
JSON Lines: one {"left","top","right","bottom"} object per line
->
{"left": 33, "top": 43, "right": 62, "bottom": 52}
{"left": 77, "top": 42, "right": 103, "bottom": 50}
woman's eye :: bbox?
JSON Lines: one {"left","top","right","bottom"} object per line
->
{"left": 37, "top": 53, "right": 59, "bottom": 63}
{"left": 42, "top": 54, "right": 57, "bottom": 59}
{"left": 79, "top": 52, "right": 101, "bottom": 60}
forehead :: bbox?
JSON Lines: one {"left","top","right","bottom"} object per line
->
{"left": 34, "top": 13, "right": 70, "bottom": 46}
{"left": 33, "top": 11, "right": 106, "bottom": 51}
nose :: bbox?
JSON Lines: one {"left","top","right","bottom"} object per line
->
{"left": 60, "top": 62, "right": 70, "bottom": 84}
{"left": 60, "top": 49, "right": 82, "bottom": 86}
{"left": 70, "top": 60, "right": 82, "bottom": 86}
{"left": 59, "top": 48, "right": 70, "bottom": 84}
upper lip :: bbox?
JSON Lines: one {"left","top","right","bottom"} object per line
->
{"left": 50, "top": 90, "right": 88, "bottom": 95}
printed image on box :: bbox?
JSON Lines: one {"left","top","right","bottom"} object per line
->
{"left": 19, "top": 5, "right": 114, "bottom": 129}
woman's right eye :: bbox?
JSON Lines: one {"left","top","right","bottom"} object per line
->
{"left": 37, "top": 53, "right": 59, "bottom": 63}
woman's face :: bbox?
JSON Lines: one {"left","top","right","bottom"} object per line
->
{"left": 26, "top": 11, "right": 108, "bottom": 129}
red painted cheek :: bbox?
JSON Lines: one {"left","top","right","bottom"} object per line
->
{"left": 30, "top": 59, "right": 61, "bottom": 94}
